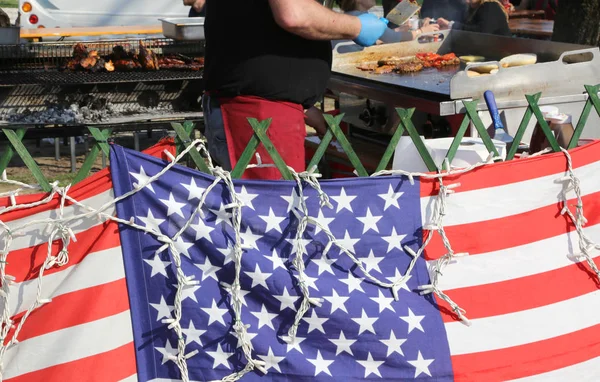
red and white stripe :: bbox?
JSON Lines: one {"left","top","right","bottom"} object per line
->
{"left": 420, "top": 140, "right": 600, "bottom": 381}
{"left": 1, "top": 139, "right": 175, "bottom": 382}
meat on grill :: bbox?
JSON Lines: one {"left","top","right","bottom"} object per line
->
{"left": 62, "top": 42, "right": 203, "bottom": 73}
{"left": 113, "top": 59, "right": 142, "bottom": 71}
{"left": 138, "top": 40, "right": 159, "bottom": 71}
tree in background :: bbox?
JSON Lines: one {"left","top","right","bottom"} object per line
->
{"left": 553, "top": 0, "right": 600, "bottom": 46}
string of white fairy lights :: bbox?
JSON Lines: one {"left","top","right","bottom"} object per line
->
{"left": 0, "top": 142, "right": 597, "bottom": 382}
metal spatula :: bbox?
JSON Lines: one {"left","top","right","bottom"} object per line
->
{"left": 385, "top": 0, "right": 423, "bottom": 26}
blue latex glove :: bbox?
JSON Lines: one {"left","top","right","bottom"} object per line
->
{"left": 353, "top": 13, "right": 389, "bottom": 47}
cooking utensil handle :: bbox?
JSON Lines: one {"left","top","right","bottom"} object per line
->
{"left": 484, "top": 90, "right": 504, "bottom": 130}
{"left": 558, "top": 48, "right": 599, "bottom": 64}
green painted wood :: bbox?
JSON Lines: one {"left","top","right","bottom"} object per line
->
{"left": 444, "top": 114, "right": 471, "bottom": 168}
{"left": 323, "top": 114, "right": 369, "bottom": 177}
{"left": 2, "top": 129, "right": 52, "bottom": 192}
{"left": 462, "top": 100, "right": 500, "bottom": 158}
{"left": 248, "top": 118, "right": 294, "bottom": 180}
{"left": 526, "top": 94, "right": 561, "bottom": 152}
{"left": 87, "top": 127, "right": 112, "bottom": 156}
{"left": 375, "top": 118, "right": 406, "bottom": 173}
{"left": 171, "top": 122, "right": 212, "bottom": 174}
{"left": 73, "top": 128, "right": 112, "bottom": 184}
{"left": 231, "top": 118, "right": 293, "bottom": 180}
{"left": 306, "top": 129, "right": 334, "bottom": 173}
{"left": 506, "top": 93, "right": 541, "bottom": 160}
{"left": 396, "top": 108, "right": 438, "bottom": 172}
{"left": 0, "top": 128, "right": 26, "bottom": 174}
{"left": 568, "top": 85, "right": 600, "bottom": 149}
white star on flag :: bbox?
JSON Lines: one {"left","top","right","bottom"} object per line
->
{"left": 304, "top": 274, "right": 320, "bottom": 292}
{"left": 362, "top": 250, "right": 384, "bottom": 274}
{"left": 378, "top": 184, "right": 403, "bottom": 211}
{"left": 150, "top": 296, "right": 174, "bottom": 321}
{"left": 258, "top": 207, "right": 286, "bottom": 233}
{"left": 307, "top": 350, "right": 334, "bottom": 377}
{"left": 302, "top": 309, "right": 329, "bottom": 334}
{"left": 216, "top": 244, "right": 235, "bottom": 265}
{"left": 130, "top": 166, "right": 155, "bottom": 193}
{"left": 337, "top": 230, "right": 360, "bottom": 254}
{"left": 154, "top": 339, "right": 176, "bottom": 365}
{"left": 341, "top": 272, "right": 365, "bottom": 294}
{"left": 241, "top": 226, "right": 261, "bottom": 251}
{"left": 251, "top": 305, "right": 278, "bottom": 330}
{"left": 357, "top": 352, "right": 385, "bottom": 378}
{"left": 237, "top": 186, "right": 259, "bottom": 210}
{"left": 189, "top": 216, "right": 214, "bottom": 242}
{"left": 159, "top": 192, "right": 186, "bottom": 218}
{"left": 206, "top": 343, "right": 234, "bottom": 369}
{"left": 408, "top": 351, "right": 435, "bottom": 377}
{"left": 329, "top": 331, "right": 356, "bottom": 356}
{"left": 244, "top": 263, "right": 272, "bottom": 289}
{"left": 313, "top": 254, "right": 336, "bottom": 276}
{"left": 323, "top": 290, "right": 349, "bottom": 314}
{"left": 201, "top": 300, "right": 228, "bottom": 326}
{"left": 182, "top": 178, "right": 206, "bottom": 200}
{"left": 357, "top": 207, "right": 382, "bottom": 233}
{"left": 281, "top": 189, "right": 309, "bottom": 213}
{"left": 209, "top": 203, "right": 233, "bottom": 226}
{"left": 257, "top": 347, "right": 286, "bottom": 373}
{"left": 143, "top": 254, "right": 170, "bottom": 278}
{"left": 331, "top": 187, "right": 357, "bottom": 213}
{"left": 182, "top": 321, "right": 206, "bottom": 346}
{"left": 273, "top": 287, "right": 299, "bottom": 311}
{"left": 232, "top": 329, "right": 258, "bottom": 348}
{"left": 173, "top": 236, "right": 194, "bottom": 259}
{"left": 264, "top": 248, "right": 287, "bottom": 271}
{"left": 177, "top": 282, "right": 201, "bottom": 303}
{"left": 195, "top": 257, "right": 221, "bottom": 281}
{"left": 138, "top": 209, "right": 165, "bottom": 232}
{"left": 382, "top": 227, "right": 407, "bottom": 253}
{"left": 387, "top": 269, "right": 412, "bottom": 292}
{"left": 400, "top": 307, "right": 425, "bottom": 334}
{"left": 313, "top": 209, "right": 335, "bottom": 235}
{"left": 371, "top": 289, "right": 395, "bottom": 313}
{"left": 381, "top": 330, "right": 407, "bottom": 356}
{"left": 281, "top": 335, "right": 305, "bottom": 354}
{"left": 285, "top": 237, "right": 313, "bottom": 256}
{"left": 353, "top": 309, "right": 378, "bottom": 335}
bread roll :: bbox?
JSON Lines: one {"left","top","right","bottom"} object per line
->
{"left": 469, "top": 63, "right": 499, "bottom": 74}
{"left": 467, "top": 70, "right": 481, "bottom": 77}
{"left": 500, "top": 53, "right": 537, "bottom": 68}
{"left": 460, "top": 55, "right": 485, "bottom": 62}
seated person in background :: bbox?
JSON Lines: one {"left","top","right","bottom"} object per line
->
{"left": 184, "top": 0, "right": 205, "bottom": 17}
{"left": 420, "top": 0, "right": 468, "bottom": 24}
{"left": 437, "top": 0, "right": 511, "bottom": 36}
{"left": 338, "top": 0, "right": 439, "bottom": 43}
{"left": 517, "top": 0, "right": 557, "bottom": 20}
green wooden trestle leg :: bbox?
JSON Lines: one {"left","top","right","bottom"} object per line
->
{"left": 1, "top": 128, "right": 52, "bottom": 192}
{"left": 73, "top": 127, "right": 113, "bottom": 184}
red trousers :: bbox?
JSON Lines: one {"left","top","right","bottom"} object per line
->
{"left": 219, "top": 96, "right": 306, "bottom": 180}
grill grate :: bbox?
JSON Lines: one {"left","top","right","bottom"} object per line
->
{"left": 0, "top": 38, "right": 204, "bottom": 86}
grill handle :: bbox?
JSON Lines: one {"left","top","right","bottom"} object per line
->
{"left": 558, "top": 47, "right": 598, "bottom": 65}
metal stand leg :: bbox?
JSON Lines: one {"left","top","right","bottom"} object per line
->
{"left": 101, "top": 151, "right": 107, "bottom": 168}
{"left": 84, "top": 134, "right": 89, "bottom": 153}
{"left": 134, "top": 131, "right": 140, "bottom": 151}
{"left": 70, "top": 136, "right": 76, "bottom": 173}
{"left": 55, "top": 138, "right": 60, "bottom": 161}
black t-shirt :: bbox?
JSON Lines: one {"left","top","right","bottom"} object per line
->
{"left": 204, "top": 0, "right": 332, "bottom": 109}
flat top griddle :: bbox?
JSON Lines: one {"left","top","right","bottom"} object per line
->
{"left": 331, "top": 30, "right": 600, "bottom": 104}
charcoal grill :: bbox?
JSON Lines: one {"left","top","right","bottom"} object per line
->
{"left": 0, "top": 37, "right": 205, "bottom": 127}
{"left": 0, "top": 38, "right": 204, "bottom": 86}
{"left": 328, "top": 30, "right": 600, "bottom": 143}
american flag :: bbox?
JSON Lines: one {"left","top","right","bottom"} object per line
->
{"left": 3, "top": 139, "right": 600, "bottom": 381}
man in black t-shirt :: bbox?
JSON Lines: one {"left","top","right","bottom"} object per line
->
{"left": 203, "top": 0, "right": 389, "bottom": 180}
